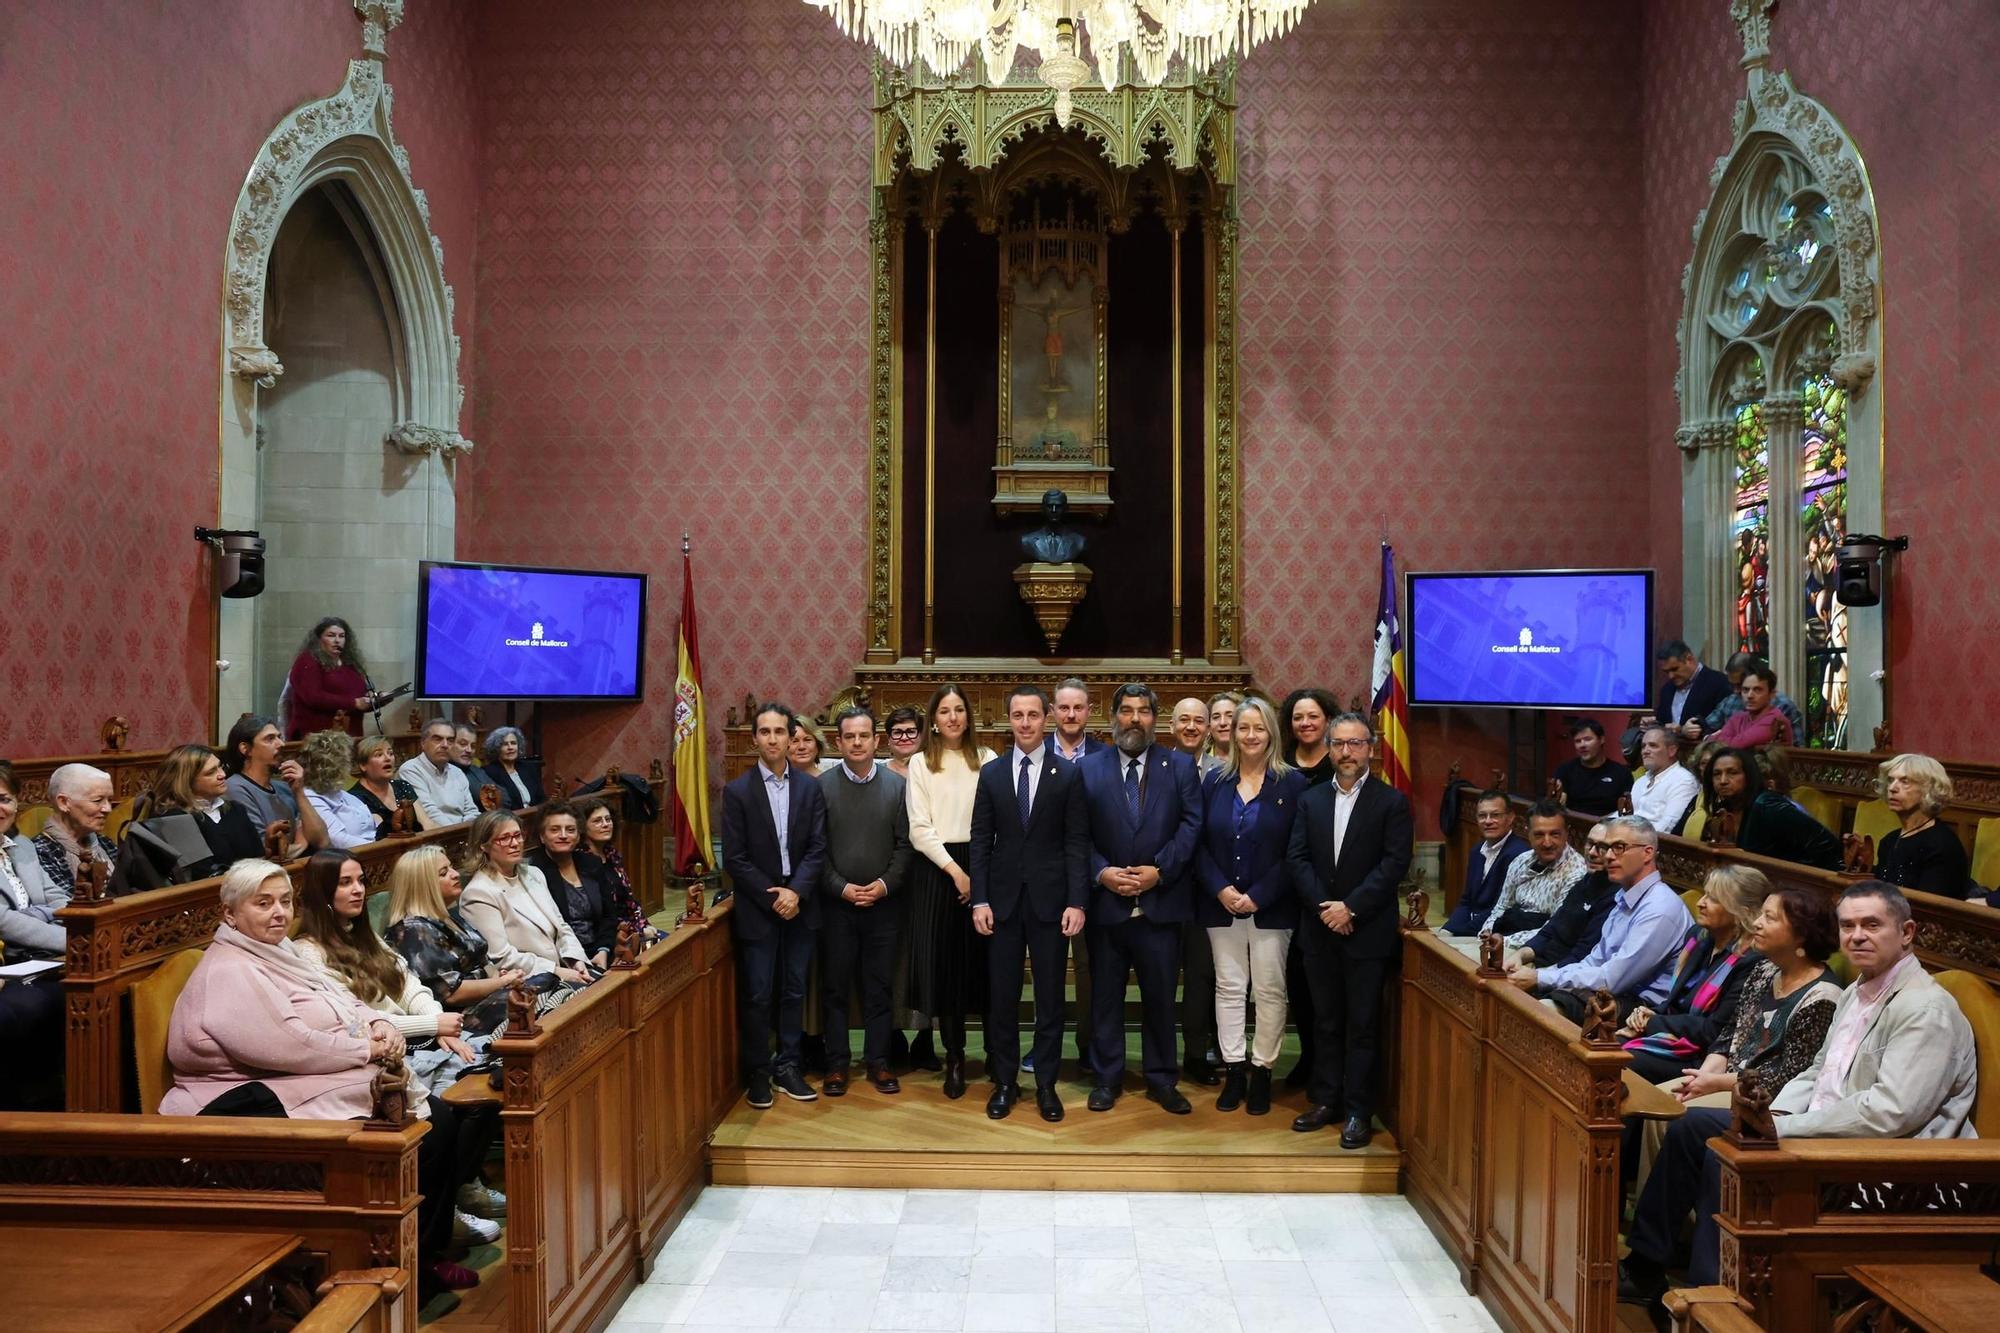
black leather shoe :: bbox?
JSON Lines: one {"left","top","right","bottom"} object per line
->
{"left": 986, "top": 1083, "right": 1020, "bottom": 1119}
{"left": 746, "top": 1074, "right": 774, "bottom": 1109}
{"left": 1339, "top": 1115, "right": 1373, "bottom": 1149}
{"left": 822, "top": 1066, "right": 849, "bottom": 1097}
{"left": 1215, "top": 1063, "right": 1247, "bottom": 1112}
{"left": 1087, "top": 1085, "right": 1118, "bottom": 1112}
{"left": 1245, "top": 1066, "right": 1273, "bottom": 1116}
{"left": 942, "top": 1055, "right": 967, "bottom": 1100}
{"left": 1185, "top": 1056, "right": 1222, "bottom": 1087}
{"left": 865, "top": 1063, "right": 901, "bottom": 1095}
{"left": 773, "top": 1066, "right": 818, "bottom": 1102}
{"left": 1147, "top": 1085, "right": 1193, "bottom": 1115}
{"left": 1292, "top": 1103, "right": 1337, "bottom": 1132}
{"left": 1037, "top": 1086, "right": 1064, "bottom": 1122}
{"left": 1617, "top": 1258, "right": 1668, "bottom": 1305}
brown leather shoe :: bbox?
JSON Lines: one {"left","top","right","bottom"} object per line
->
{"left": 865, "top": 1063, "right": 901, "bottom": 1094}
{"left": 823, "top": 1067, "right": 849, "bottom": 1097}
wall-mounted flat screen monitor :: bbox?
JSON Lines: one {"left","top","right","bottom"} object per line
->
{"left": 416, "top": 561, "right": 647, "bottom": 702}
{"left": 1406, "top": 569, "right": 1653, "bottom": 710}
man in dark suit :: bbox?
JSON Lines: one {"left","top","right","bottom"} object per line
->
{"left": 1286, "top": 711, "right": 1413, "bottom": 1147}
{"left": 1077, "top": 683, "right": 1203, "bottom": 1114}
{"left": 970, "top": 685, "right": 1089, "bottom": 1122}
{"left": 1439, "top": 789, "right": 1527, "bottom": 936}
{"left": 1051, "top": 677, "right": 1108, "bottom": 1072}
{"left": 1652, "top": 639, "right": 1733, "bottom": 737}
{"left": 721, "top": 702, "right": 829, "bottom": 1109}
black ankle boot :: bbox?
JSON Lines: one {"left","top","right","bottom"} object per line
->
{"left": 942, "top": 1054, "right": 967, "bottom": 1099}
{"left": 1216, "top": 1063, "right": 1247, "bottom": 1112}
{"left": 1246, "top": 1065, "right": 1273, "bottom": 1116}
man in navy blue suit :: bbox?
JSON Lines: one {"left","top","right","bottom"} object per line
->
{"left": 721, "top": 702, "right": 829, "bottom": 1109}
{"left": 1050, "top": 677, "right": 1108, "bottom": 1072}
{"left": 1439, "top": 789, "right": 1528, "bottom": 936}
{"left": 1076, "top": 683, "right": 1203, "bottom": 1114}
{"left": 969, "top": 685, "right": 1090, "bottom": 1122}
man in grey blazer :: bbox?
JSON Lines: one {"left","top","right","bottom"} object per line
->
{"left": 1621, "top": 880, "right": 1977, "bottom": 1313}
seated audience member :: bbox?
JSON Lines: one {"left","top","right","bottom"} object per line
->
{"left": 137, "top": 744, "right": 262, "bottom": 872}
{"left": 0, "top": 761, "right": 64, "bottom": 1107}
{"left": 479, "top": 726, "right": 544, "bottom": 810}
{"left": 526, "top": 801, "right": 621, "bottom": 971}
{"left": 284, "top": 616, "right": 374, "bottom": 738}
{"left": 1517, "top": 822, "right": 1619, "bottom": 970}
{"left": 1873, "top": 752, "right": 1972, "bottom": 898}
{"left": 1654, "top": 640, "right": 1734, "bottom": 738}
{"left": 1617, "top": 865, "right": 1766, "bottom": 1083}
{"left": 456, "top": 810, "right": 593, "bottom": 983}
{"left": 576, "top": 796, "right": 653, "bottom": 935}
{"left": 1204, "top": 692, "right": 1240, "bottom": 772}
{"left": 1510, "top": 816, "right": 1692, "bottom": 1024}
{"left": 0, "top": 760, "right": 68, "bottom": 959}
{"left": 1710, "top": 662, "right": 1794, "bottom": 748}
{"left": 225, "top": 714, "right": 329, "bottom": 851}
{"left": 399, "top": 720, "right": 480, "bottom": 826}
{"left": 1453, "top": 800, "right": 1586, "bottom": 950}
{"left": 1701, "top": 746, "right": 1842, "bottom": 870}
{"left": 160, "top": 859, "right": 482, "bottom": 1293}
{"left": 381, "top": 845, "right": 529, "bottom": 1035}
{"left": 1630, "top": 727, "right": 1699, "bottom": 834}
{"left": 1621, "top": 881, "right": 1977, "bottom": 1314}
{"left": 883, "top": 707, "right": 925, "bottom": 777}
{"left": 1440, "top": 790, "right": 1528, "bottom": 936}
{"left": 1700, "top": 651, "right": 1806, "bottom": 743}
{"left": 1553, "top": 719, "right": 1633, "bottom": 817}
{"left": 33, "top": 762, "right": 119, "bottom": 898}
{"left": 351, "top": 736, "right": 427, "bottom": 837}
{"left": 301, "top": 730, "right": 378, "bottom": 850}
{"left": 453, "top": 724, "right": 504, "bottom": 809}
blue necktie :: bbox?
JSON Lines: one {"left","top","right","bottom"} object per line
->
{"left": 1018, "top": 755, "right": 1033, "bottom": 829}
{"left": 1124, "top": 757, "right": 1141, "bottom": 818}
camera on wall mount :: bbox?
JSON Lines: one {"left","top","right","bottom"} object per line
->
{"left": 194, "top": 526, "right": 267, "bottom": 599}
{"left": 1832, "top": 533, "right": 1909, "bottom": 608}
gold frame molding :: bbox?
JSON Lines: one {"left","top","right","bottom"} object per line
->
{"left": 862, "top": 63, "right": 1243, "bottom": 667}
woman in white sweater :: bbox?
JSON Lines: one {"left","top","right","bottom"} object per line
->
{"left": 904, "top": 684, "right": 997, "bottom": 1098}
{"left": 456, "top": 810, "right": 594, "bottom": 984}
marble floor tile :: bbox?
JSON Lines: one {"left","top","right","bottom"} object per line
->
{"left": 969, "top": 1255, "right": 1057, "bottom": 1294}
{"left": 1048, "top": 1191, "right": 1133, "bottom": 1227}
{"left": 1132, "top": 1225, "right": 1219, "bottom": 1263}
{"left": 785, "top": 1289, "right": 880, "bottom": 1330}
{"left": 800, "top": 1254, "right": 893, "bottom": 1292}
{"left": 1305, "top": 1259, "right": 1408, "bottom": 1302}
{"left": 705, "top": 1249, "right": 804, "bottom": 1289}
{"left": 901, "top": 1191, "right": 985, "bottom": 1227}
{"left": 1054, "top": 1256, "right": 1142, "bottom": 1299}
{"left": 728, "top": 1220, "right": 822, "bottom": 1255}
{"left": 815, "top": 1223, "right": 903, "bottom": 1257}
{"left": 1053, "top": 1294, "right": 1149, "bottom": 1333}
{"left": 1211, "top": 1225, "right": 1302, "bottom": 1261}
{"left": 1229, "top": 1291, "right": 1335, "bottom": 1333}
{"left": 872, "top": 1289, "right": 969, "bottom": 1331}
{"left": 1322, "top": 1294, "right": 1423, "bottom": 1332}
{"left": 614, "top": 1283, "right": 702, "bottom": 1323}
{"left": 1221, "top": 1257, "right": 1313, "bottom": 1293}
{"left": 1388, "top": 1259, "right": 1466, "bottom": 1298}
{"left": 685, "top": 1284, "right": 795, "bottom": 1328}
{"left": 895, "top": 1223, "right": 980, "bottom": 1256}
{"left": 974, "top": 1223, "right": 1057, "bottom": 1258}
{"left": 1143, "top": 1291, "right": 1245, "bottom": 1333}
{"left": 963, "top": 1291, "right": 1058, "bottom": 1333}
{"left": 1054, "top": 1224, "right": 1136, "bottom": 1257}
{"left": 1200, "top": 1193, "right": 1289, "bottom": 1228}
{"left": 828, "top": 1189, "right": 910, "bottom": 1224}
{"left": 883, "top": 1254, "right": 974, "bottom": 1293}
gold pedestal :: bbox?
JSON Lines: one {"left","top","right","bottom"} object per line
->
{"left": 1013, "top": 562, "right": 1093, "bottom": 655}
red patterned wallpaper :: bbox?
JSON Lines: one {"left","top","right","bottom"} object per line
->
{"left": 0, "top": 0, "right": 481, "bottom": 756}
{"left": 1641, "top": 0, "right": 2000, "bottom": 759}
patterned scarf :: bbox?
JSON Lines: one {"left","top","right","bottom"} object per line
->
{"left": 1622, "top": 928, "right": 1751, "bottom": 1062}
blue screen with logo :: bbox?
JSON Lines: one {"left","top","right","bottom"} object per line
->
{"left": 1407, "top": 570, "right": 1652, "bottom": 709}
{"left": 417, "top": 562, "right": 647, "bottom": 701}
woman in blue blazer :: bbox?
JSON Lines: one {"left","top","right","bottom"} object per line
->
{"left": 1194, "top": 695, "right": 1307, "bottom": 1115}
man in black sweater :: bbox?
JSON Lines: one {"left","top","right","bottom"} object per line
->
{"left": 817, "top": 707, "right": 913, "bottom": 1096}
{"left": 1553, "top": 718, "right": 1633, "bottom": 817}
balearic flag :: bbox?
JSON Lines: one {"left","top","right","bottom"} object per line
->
{"left": 1369, "top": 542, "right": 1414, "bottom": 795}
{"left": 670, "top": 541, "right": 713, "bottom": 875}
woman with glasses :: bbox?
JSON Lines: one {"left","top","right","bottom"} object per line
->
{"left": 455, "top": 810, "right": 594, "bottom": 984}
{"left": 883, "top": 708, "right": 924, "bottom": 777}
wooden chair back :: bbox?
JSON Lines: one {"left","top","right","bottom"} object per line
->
{"left": 102, "top": 796, "right": 139, "bottom": 844}
{"left": 1971, "top": 816, "right": 2000, "bottom": 891}
{"left": 15, "top": 805, "right": 52, "bottom": 840}
{"left": 1681, "top": 803, "right": 1708, "bottom": 843}
{"left": 132, "top": 947, "right": 205, "bottom": 1113}
{"left": 1932, "top": 970, "right": 2000, "bottom": 1138}
{"left": 1789, "top": 785, "right": 1841, "bottom": 834}
{"left": 1851, "top": 799, "right": 1898, "bottom": 845}
{"left": 366, "top": 891, "right": 391, "bottom": 936}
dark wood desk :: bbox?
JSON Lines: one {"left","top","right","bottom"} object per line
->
{"left": 1839, "top": 1263, "right": 2000, "bottom": 1332}
{"left": 5, "top": 1223, "right": 302, "bottom": 1331}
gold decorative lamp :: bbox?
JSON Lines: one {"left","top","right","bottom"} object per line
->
{"left": 1014, "top": 561, "right": 1093, "bottom": 654}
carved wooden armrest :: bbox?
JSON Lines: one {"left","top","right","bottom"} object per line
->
{"left": 1662, "top": 1286, "right": 1760, "bottom": 1333}
{"left": 1710, "top": 1138, "right": 2000, "bottom": 1235}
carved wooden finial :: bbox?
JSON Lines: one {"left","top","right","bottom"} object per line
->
{"left": 1402, "top": 884, "right": 1430, "bottom": 932}
{"left": 546, "top": 771, "right": 565, "bottom": 802}
{"left": 1348, "top": 692, "right": 1366, "bottom": 716}
{"left": 390, "top": 800, "right": 416, "bottom": 837}
{"left": 1706, "top": 807, "right": 1741, "bottom": 848}
{"left": 99, "top": 716, "right": 131, "bottom": 752}
{"left": 73, "top": 857, "right": 111, "bottom": 904}
{"left": 1871, "top": 720, "right": 1892, "bottom": 754}
{"left": 262, "top": 819, "right": 294, "bottom": 861}
{"left": 1842, "top": 833, "right": 1875, "bottom": 875}
{"left": 683, "top": 865, "right": 709, "bottom": 925}
{"left": 725, "top": 705, "right": 739, "bottom": 727}
{"left": 1580, "top": 989, "right": 1622, "bottom": 1047}
{"left": 649, "top": 758, "right": 666, "bottom": 784}
{"left": 505, "top": 982, "right": 541, "bottom": 1038}
{"left": 1615, "top": 792, "right": 1634, "bottom": 816}
{"left": 406, "top": 707, "right": 423, "bottom": 734}
{"left": 1476, "top": 932, "right": 1506, "bottom": 976}
{"left": 365, "top": 1060, "right": 411, "bottom": 1129}
{"left": 604, "top": 765, "right": 623, "bottom": 793}
{"left": 609, "top": 920, "right": 641, "bottom": 970}
{"left": 476, "top": 783, "right": 503, "bottom": 813}
{"left": 1727, "top": 1067, "right": 1780, "bottom": 1149}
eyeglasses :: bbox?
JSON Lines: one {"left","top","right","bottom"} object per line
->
{"left": 1330, "top": 739, "right": 1371, "bottom": 751}
{"left": 1584, "top": 840, "right": 1612, "bottom": 853}
{"left": 490, "top": 832, "right": 525, "bottom": 845}
{"left": 1600, "top": 841, "right": 1645, "bottom": 856}
{"left": 889, "top": 728, "right": 920, "bottom": 740}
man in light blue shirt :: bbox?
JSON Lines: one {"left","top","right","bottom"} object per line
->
{"left": 1508, "top": 815, "right": 1689, "bottom": 1023}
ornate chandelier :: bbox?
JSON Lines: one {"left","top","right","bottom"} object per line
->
{"left": 805, "top": 2, "right": 1319, "bottom": 126}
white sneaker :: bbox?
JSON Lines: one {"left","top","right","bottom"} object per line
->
{"left": 457, "top": 1180, "right": 508, "bottom": 1218}
{"left": 453, "top": 1208, "right": 502, "bottom": 1246}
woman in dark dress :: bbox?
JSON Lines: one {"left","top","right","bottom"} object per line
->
{"left": 1617, "top": 865, "right": 1765, "bottom": 1083}
{"left": 526, "top": 800, "right": 621, "bottom": 970}
{"left": 381, "top": 844, "right": 527, "bottom": 1036}
{"left": 349, "top": 737, "right": 427, "bottom": 839}
{"left": 1874, "top": 753, "right": 1972, "bottom": 898}
{"left": 1699, "top": 746, "right": 1842, "bottom": 871}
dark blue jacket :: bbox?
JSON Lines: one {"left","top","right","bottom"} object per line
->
{"left": 720, "top": 762, "right": 828, "bottom": 942}
{"left": 969, "top": 747, "right": 1090, "bottom": 923}
{"left": 1441, "top": 831, "right": 1530, "bottom": 935}
{"left": 1077, "top": 744, "right": 1203, "bottom": 926}
{"left": 1194, "top": 767, "right": 1308, "bottom": 929}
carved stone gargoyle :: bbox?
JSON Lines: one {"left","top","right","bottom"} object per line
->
{"left": 1842, "top": 833, "right": 1876, "bottom": 875}
{"left": 505, "top": 981, "right": 541, "bottom": 1038}
{"left": 1476, "top": 932, "right": 1506, "bottom": 977}
{"left": 476, "top": 783, "right": 503, "bottom": 813}
{"left": 262, "top": 819, "right": 294, "bottom": 861}
{"left": 99, "top": 716, "right": 131, "bottom": 752}
{"left": 1580, "top": 988, "right": 1622, "bottom": 1047}
{"left": 390, "top": 800, "right": 416, "bottom": 837}
{"left": 609, "top": 920, "right": 640, "bottom": 971}
{"left": 1402, "top": 886, "right": 1431, "bottom": 932}
{"left": 1727, "top": 1067, "right": 1780, "bottom": 1149}
{"left": 1705, "top": 807, "right": 1741, "bottom": 848}
{"left": 365, "top": 1060, "right": 410, "bottom": 1130}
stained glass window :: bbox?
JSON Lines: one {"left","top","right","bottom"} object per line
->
{"left": 1732, "top": 398, "right": 1770, "bottom": 659}
{"left": 1800, "top": 365, "right": 1849, "bottom": 746}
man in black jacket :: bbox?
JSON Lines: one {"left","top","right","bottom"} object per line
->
{"left": 1285, "top": 712, "right": 1414, "bottom": 1148}
{"left": 1652, "top": 639, "right": 1733, "bottom": 737}
{"left": 970, "top": 685, "right": 1090, "bottom": 1122}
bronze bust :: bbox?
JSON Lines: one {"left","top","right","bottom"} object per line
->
{"left": 1020, "top": 488, "right": 1087, "bottom": 564}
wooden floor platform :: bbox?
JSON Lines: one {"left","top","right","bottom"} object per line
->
{"left": 708, "top": 1065, "right": 1401, "bottom": 1193}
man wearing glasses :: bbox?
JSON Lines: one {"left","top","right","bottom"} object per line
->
{"left": 1508, "top": 814, "right": 1690, "bottom": 1026}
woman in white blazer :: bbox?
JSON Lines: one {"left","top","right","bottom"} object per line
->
{"left": 455, "top": 810, "right": 594, "bottom": 984}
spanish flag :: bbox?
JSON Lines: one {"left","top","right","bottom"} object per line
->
{"left": 1370, "top": 542, "right": 1414, "bottom": 796}
{"left": 670, "top": 543, "right": 713, "bottom": 874}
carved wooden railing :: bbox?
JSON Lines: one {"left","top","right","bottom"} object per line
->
{"left": 1709, "top": 1137, "right": 2000, "bottom": 1332}
{"left": 1443, "top": 790, "right": 2000, "bottom": 987}
{"left": 493, "top": 899, "right": 737, "bottom": 1332}
{"left": 1398, "top": 924, "right": 1632, "bottom": 1333}
{"left": 0, "top": 1112, "right": 425, "bottom": 1333}
{"left": 1776, "top": 745, "right": 2000, "bottom": 819}
{"left": 296, "top": 1270, "right": 409, "bottom": 1333}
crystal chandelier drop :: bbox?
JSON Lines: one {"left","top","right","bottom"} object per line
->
{"left": 805, "top": 2, "right": 1319, "bottom": 125}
